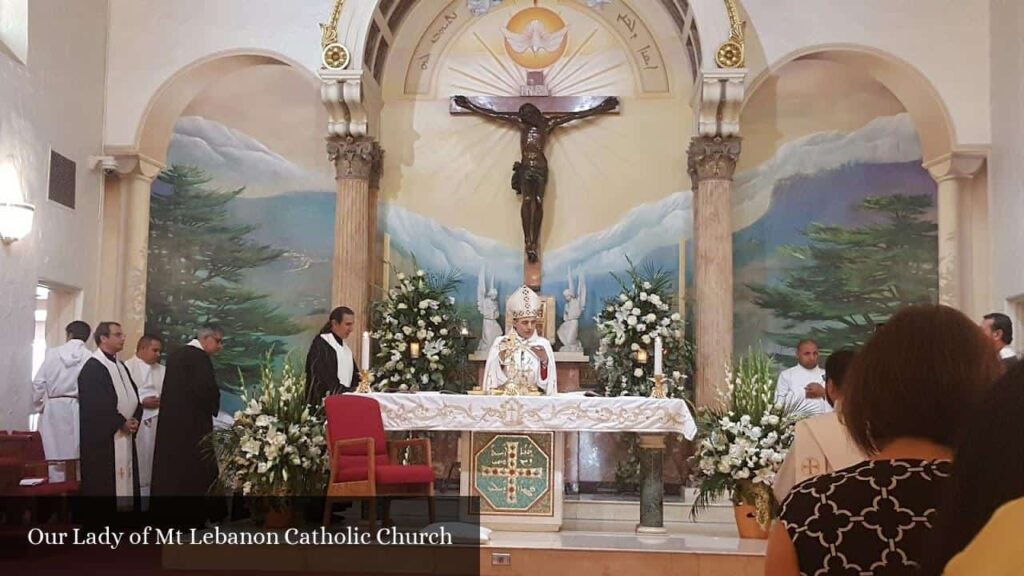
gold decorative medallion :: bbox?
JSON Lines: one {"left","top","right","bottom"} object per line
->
{"left": 322, "top": 42, "right": 351, "bottom": 70}
{"left": 715, "top": 0, "right": 746, "bottom": 68}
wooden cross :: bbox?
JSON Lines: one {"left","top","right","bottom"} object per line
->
{"left": 450, "top": 93, "right": 618, "bottom": 290}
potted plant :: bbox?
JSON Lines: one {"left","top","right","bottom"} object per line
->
{"left": 689, "top": 349, "right": 805, "bottom": 538}
{"left": 207, "top": 359, "right": 329, "bottom": 527}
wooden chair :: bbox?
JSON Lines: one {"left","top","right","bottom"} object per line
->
{"left": 322, "top": 395, "right": 435, "bottom": 530}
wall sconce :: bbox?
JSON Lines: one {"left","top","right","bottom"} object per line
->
{"left": 0, "top": 201, "right": 34, "bottom": 244}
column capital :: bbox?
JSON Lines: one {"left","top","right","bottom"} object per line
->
{"left": 923, "top": 150, "right": 986, "bottom": 183}
{"left": 105, "top": 152, "right": 165, "bottom": 182}
{"left": 320, "top": 68, "right": 371, "bottom": 139}
{"left": 694, "top": 68, "right": 747, "bottom": 138}
{"left": 327, "top": 136, "right": 383, "bottom": 186}
{"left": 688, "top": 135, "right": 742, "bottom": 184}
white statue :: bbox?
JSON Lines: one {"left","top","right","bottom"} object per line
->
{"left": 557, "top": 269, "right": 586, "bottom": 353}
{"left": 476, "top": 265, "right": 503, "bottom": 352}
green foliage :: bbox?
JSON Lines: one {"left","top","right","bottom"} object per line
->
{"left": 146, "top": 165, "right": 301, "bottom": 393}
{"left": 747, "top": 194, "right": 938, "bottom": 357}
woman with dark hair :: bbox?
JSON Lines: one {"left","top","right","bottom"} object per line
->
{"left": 928, "top": 362, "right": 1024, "bottom": 575}
{"left": 304, "top": 306, "right": 361, "bottom": 408}
{"left": 765, "top": 305, "right": 1003, "bottom": 576}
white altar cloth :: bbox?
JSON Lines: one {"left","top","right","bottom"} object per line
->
{"left": 369, "top": 393, "right": 697, "bottom": 439}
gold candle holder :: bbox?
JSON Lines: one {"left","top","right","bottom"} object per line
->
{"left": 649, "top": 373, "right": 666, "bottom": 399}
{"left": 355, "top": 369, "right": 374, "bottom": 394}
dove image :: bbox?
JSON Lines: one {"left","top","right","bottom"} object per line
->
{"left": 503, "top": 20, "right": 568, "bottom": 55}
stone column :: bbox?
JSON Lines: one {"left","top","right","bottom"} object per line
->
{"left": 106, "top": 154, "right": 164, "bottom": 351}
{"left": 924, "top": 152, "right": 985, "bottom": 310}
{"left": 688, "top": 136, "right": 741, "bottom": 408}
{"left": 636, "top": 433, "right": 667, "bottom": 534}
{"left": 327, "top": 136, "right": 383, "bottom": 363}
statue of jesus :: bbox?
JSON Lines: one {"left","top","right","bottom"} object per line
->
{"left": 452, "top": 95, "right": 619, "bottom": 262}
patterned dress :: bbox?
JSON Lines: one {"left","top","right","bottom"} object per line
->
{"left": 779, "top": 459, "right": 951, "bottom": 575}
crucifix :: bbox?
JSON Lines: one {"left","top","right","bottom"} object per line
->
{"left": 451, "top": 93, "right": 619, "bottom": 289}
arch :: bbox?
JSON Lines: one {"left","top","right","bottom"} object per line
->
{"left": 131, "top": 49, "right": 320, "bottom": 164}
{"left": 745, "top": 44, "right": 956, "bottom": 162}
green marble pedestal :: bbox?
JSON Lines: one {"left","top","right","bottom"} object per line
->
{"left": 636, "top": 433, "right": 668, "bottom": 534}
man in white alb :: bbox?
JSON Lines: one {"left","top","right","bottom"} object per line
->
{"left": 775, "top": 339, "right": 831, "bottom": 415}
{"left": 124, "top": 334, "right": 164, "bottom": 498}
{"left": 31, "top": 320, "right": 92, "bottom": 482}
{"left": 483, "top": 285, "right": 557, "bottom": 395}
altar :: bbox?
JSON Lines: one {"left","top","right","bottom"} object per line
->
{"left": 371, "top": 393, "right": 696, "bottom": 532}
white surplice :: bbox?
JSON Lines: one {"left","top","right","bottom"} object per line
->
{"left": 31, "top": 339, "right": 90, "bottom": 481}
{"left": 775, "top": 364, "right": 832, "bottom": 415}
{"left": 482, "top": 332, "right": 557, "bottom": 395}
{"left": 125, "top": 356, "right": 164, "bottom": 495}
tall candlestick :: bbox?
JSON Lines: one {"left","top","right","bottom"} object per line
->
{"left": 361, "top": 331, "right": 370, "bottom": 371}
{"left": 654, "top": 336, "right": 663, "bottom": 375}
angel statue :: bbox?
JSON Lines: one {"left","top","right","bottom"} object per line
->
{"left": 476, "top": 265, "right": 503, "bottom": 352}
{"left": 556, "top": 269, "right": 586, "bottom": 353}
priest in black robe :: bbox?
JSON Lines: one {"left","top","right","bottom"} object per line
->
{"left": 151, "top": 324, "right": 223, "bottom": 513}
{"left": 305, "top": 306, "right": 361, "bottom": 408}
{"left": 78, "top": 321, "right": 142, "bottom": 517}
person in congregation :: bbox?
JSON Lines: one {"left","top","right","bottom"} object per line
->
{"left": 77, "top": 322, "right": 142, "bottom": 512}
{"left": 775, "top": 339, "right": 831, "bottom": 415}
{"left": 31, "top": 320, "right": 92, "bottom": 482}
{"left": 151, "top": 324, "right": 223, "bottom": 507}
{"left": 772, "top": 349, "right": 865, "bottom": 502}
{"left": 980, "top": 312, "right": 1017, "bottom": 368}
{"left": 765, "top": 305, "right": 1003, "bottom": 576}
{"left": 305, "top": 306, "right": 360, "bottom": 408}
{"left": 925, "top": 361, "right": 1024, "bottom": 575}
{"left": 124, "top": 334, "right": 164, "bottom": 499}
{"left": 482, "top": 285, "right": 556, "bottom": 395}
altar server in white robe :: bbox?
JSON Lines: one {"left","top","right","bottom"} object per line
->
{"left": 773, "top": 349, "right": 866, "bottom": 502}
{"left": 775, "top": 338, "right": 832, "bottom": 415}
{"left": 32, "top": 320, "right": 92, "bottom": 482}
{"left": 125, "top": 334, "right": 164, "bottom": 498}
{"left": 483, "top": 285, "right": 557, "bottom": 394}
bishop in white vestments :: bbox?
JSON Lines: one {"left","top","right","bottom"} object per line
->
{"left": 125, "top": 335, "right": 165, "bottom": 498}
{"left": 483, "top": 285, "right": 557, "bottom": 395}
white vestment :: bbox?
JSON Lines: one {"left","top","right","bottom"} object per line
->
{"left": 125, "top": 356, "right": 164, "bottom": 495}
{"left": 91, "top": 349, "right": 139, "bottom": 504}
{"left": 775, "top": 364, "right": 831, "bottom": 415}
{"left": 482, "top": 332, "right": 557, "bottom": 395}
{"left": 772, "top": 412, "right": 866, "bottom": 502}
{"left": 320, "top": 333, "right": 355, "bottom": 389}
{"left": 31, "top": 339, "right": 90, "bottom": 481}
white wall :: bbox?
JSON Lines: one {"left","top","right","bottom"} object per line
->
{"left": 0, "top": 0, "right": 108, "bottom": 430}
{"left": 103, "top": 0, "right": 331, "bottom": 149}
{"left": 988, "top": 0, "right": 1024, "bottom": 321}
{"left": 743, "top": 0, "right": 991, "bottom": 149}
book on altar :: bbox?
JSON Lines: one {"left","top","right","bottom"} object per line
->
{"left": 773, "top": 412, "right": 867, "bottom": 502}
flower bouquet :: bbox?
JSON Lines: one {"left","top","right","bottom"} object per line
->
{"left": 689, "top": 349, "right": 805, "bottom": 537}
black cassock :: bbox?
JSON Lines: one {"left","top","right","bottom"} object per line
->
{"left": 151, "top": 345, "right": 219, "bottom": 498}
{"left": 78, "top": 355, "right": 143, "bottom": 505}
{"left": 304, "top": 334, "right": 360, "bottom": 409}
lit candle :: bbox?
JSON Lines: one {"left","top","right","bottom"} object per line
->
{"left": 460, "top": 326, "right": 470, "bottom": 337}
{"left": 409, "top": 341, "right": 421, "bottom": 359}
{"left": 654, "top": 336, "right": 663, "bottom": 375}
{"left": 361, "top": 331, "right": 370, "bottom": 371}
{"left": 635, "top": 348, "right": 649, "bottom": 364}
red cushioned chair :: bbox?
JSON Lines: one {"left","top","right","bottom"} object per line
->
{"left": 322, "top": 395, "right": 435, "bottom": 530}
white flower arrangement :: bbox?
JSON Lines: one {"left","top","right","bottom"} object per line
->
{"left": 690, "top": 349, "right": 806, "bottom": 528}
{"left": 371, "top": 268, "right": 469, "bottom": 392}
{"left": 591, "top": 261, "right": 692, "bottom": 398}
{"left": 208, "top": 359, "right": 328, "bottom": 500}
